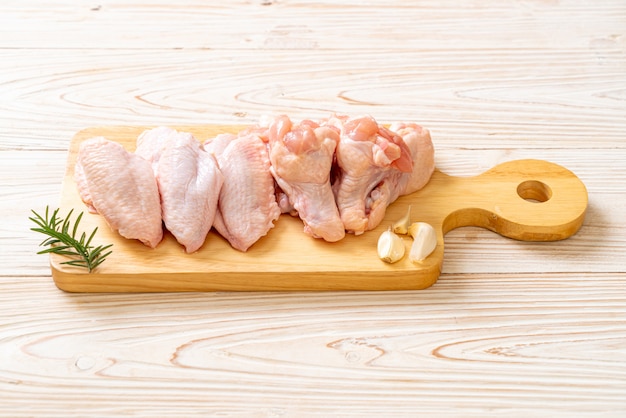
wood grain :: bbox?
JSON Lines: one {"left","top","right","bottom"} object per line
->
{"left": 2, "top": 273, "right": 626, "bottom": 415}
{"left": 2, "top": 1, "right": 625, "bottom": 50}
{"left": 1, "top": 0, "right": 625, "bottom": 415}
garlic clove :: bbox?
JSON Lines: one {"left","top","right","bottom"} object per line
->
{"left": 377, "top": 227, "right": 406, "bottom": 263}
{"left": 408, "top": 222, "right": 437, "bottom": 263}
{"left": 392, "top": 205, "right": 412, "bottom": 235}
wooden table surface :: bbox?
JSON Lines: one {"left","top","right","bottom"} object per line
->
{"left": 2, "top": 1, "right": 625, "bottom": 416}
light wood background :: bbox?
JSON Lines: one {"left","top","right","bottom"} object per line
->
{"left": 1, "top": 0, "right": 625, "bottom": 416}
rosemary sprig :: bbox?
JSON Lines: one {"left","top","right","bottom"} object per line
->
{"left": 29, "top": 206, "right": 113, "bottom": 273}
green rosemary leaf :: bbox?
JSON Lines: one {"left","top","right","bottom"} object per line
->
{"left": 62, "top": 260, "right": 89, "bottom": 268}
{"left": 51, "top": 208, "right": 63, "bottom": 230}
{"left": 61, "top": 208, "right": 72, "bottom": 236}
{"left": 41, "top": 238, "right": 61, "bottom": 247}
{"left": 37, "top": 245, "right": 73, "bottom": 254}
{"left": 30, "top": 205, "right": 113, "bottom": 273}
{"left": 88, "top": 243, "right": 113, "bottom": 259}
{"left": 78, "top": 231, "right": 86, "bottom": 248}
{"left": 85, "top": 226, "right": 98, "bottom": 248}
{"left": 29, "top": 226, "right": 61, "bottom": 247}
{"left": 89, "top": 247, "right": 113, "bottom": 270}
{"left": 30, "top": 214, "right": 49, "bottom": 230}
{"left": 73, "top": 211, "right": 83, "bottom": 240}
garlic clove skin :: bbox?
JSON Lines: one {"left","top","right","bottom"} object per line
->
{"left": 392, "top": 205, "right": 412, "bottom": 235}
{"left": 408, "top": 222, "right": 437, "bottom": 263}
{"left": 377, "top": 227, "right": 406, "bottom": 263}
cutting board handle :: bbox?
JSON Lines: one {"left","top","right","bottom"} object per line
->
{"left": 434, "top": 159, "right": 588, "bottom": 242}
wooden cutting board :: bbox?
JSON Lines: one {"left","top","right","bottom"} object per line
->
{"left": 50, "top": 126, "right": 588, "bottom": 292}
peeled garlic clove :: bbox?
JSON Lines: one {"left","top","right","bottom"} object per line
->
{"left": 377, "top": 227, "right": 405, "bottom": 263}
{"left": 392, "top": 205, "right": 412, "bottom": 235}
{"left": 408, "top": 222, "right": 437, "bottom": 263}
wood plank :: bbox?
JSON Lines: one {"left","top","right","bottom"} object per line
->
{"left": 1, "top": 47, "right": 624, "bottom": 150}
{"left": 1, "top": 273, "right": 625, "bottom": 415}
{"left": 2, "top": 0, "right": 625, "bottom": 50}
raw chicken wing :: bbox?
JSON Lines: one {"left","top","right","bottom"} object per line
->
{"left": 328, "top": 115, "right": 413, "bottom": 235}
{"left": 136, "top": 127, "right": 224, "bottom": 253}
{"left": 75, "top": 137, "right": 163, "bottom": 248}
{"left": 386, "top": 122, "right": 435, "bottom": 202}
{"left": 267, "top": 115, "right": 345, "bottom": 242}
{"left": 205, "top": 132, "right": 281, "bottom": 252}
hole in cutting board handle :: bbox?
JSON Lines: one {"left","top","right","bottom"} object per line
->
{"left": 517, "top": 180, "right": 552, "bottom": 203}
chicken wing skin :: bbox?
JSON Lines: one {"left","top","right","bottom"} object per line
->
{"left": 386, "top": 122, "right": 435, "bottom": 201}
{"left": 328, "top": 115, "right": 413, "bottom": 235}
{"left": 136, "top": 127, "right": 223, "bottom": 253}
{"left": 267, "top": 115, "right": 345, "bottom": 242}
{"left": 205, "top": 132, "right": 281, "bottom": 252}
{"left": 75, "top": 137, "right": 163, "bottom": 248}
